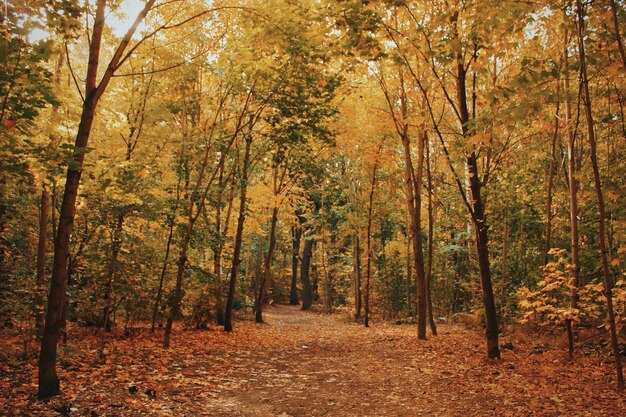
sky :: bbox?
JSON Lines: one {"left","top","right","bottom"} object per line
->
{"left": 29, "top": 0, "right": 150, "bottom": 42}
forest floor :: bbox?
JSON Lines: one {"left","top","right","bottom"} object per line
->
{"left": 1, "top": 304, "right": 625, "bottom": 416}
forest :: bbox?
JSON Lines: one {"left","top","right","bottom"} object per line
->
{"left": 1, "top": 0, "right": 626, "bottom": 415}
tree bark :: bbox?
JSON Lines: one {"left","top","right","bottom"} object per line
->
{"left": 37, "top": 0, "right": 156, "bottom": 398}
{"left": 101, "top": 213, "right": 124, "bottom": 333}
{"left": 425, "top": 133, "right": 437, "bottom": 336}
{"left": 163, "top": 222, "right": 192, "bottom": 348}
{"left": 38, "top": 0, "right": 107, "bottom": 398}
{"left": 35, "top": 186, "right": 50, "bottom": 339}
{"left": 224, "top": 135, "right": 253, "bottom": 332}
{"left": 453, "top": 11, "right": 499, "bottom": 358}
{"left": 563, "top": 31, "right": 580, "bottom": 357}
{"left": 353, "top": 234, "right": 362, "bottom": 320}
{"left": 576, "top": 0, "right": 624, "bottom": 390}
{"left": 215, "top": 167, "right": 236, "bottom": 325}
{"left": 255, "top": 206, "right": 279, "bottom": 323}
{"left": 544, "top": 89, "right": 560, "bottom": 267}
{"left": 151, "top": 214, "right": 175, "bottom": 333}
{"left": 364, "top": 155, "right": 379, "bottom": 328}
{"left": 300, "top": 234, "right": 314, "bottom": 310}
{"left": 289, "top": 225, "right": 301, "bottom": 305}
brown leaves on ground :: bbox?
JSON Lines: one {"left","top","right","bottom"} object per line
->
{"left": 1, "top": 305, "right": 624, "bottom": 416}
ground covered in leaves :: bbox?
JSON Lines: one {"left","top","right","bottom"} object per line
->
{"left": 1, "top": 305, "right": 625, "bottom": 416}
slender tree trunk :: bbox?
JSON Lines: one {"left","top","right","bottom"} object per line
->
{"left": 151, "top": 216, "right": 175, "bottom": 333}
{"left": 300, "top": 234, "right": 314, "bottom": 310}
{"left": 544, "top": 89, "right": 561, "bottom": 266}
{"left": 501, "top": 202, "right": 510, "bottom": 308}
{"left": 468, "top": 168, "right": 499, "bottom": 359}
{"left": 609, "top": 0, "right": 626, "bottom": 72}
{"left": 406, "top": 222, "right": 412, "bottom": 312}
{"left": 101, "top": 213, "right": 124, "bottom": 333}
{"left": 413, "top": 129, "right": 427, "bottom": 339}
{"left": 163, "top": 220, "right": 193, "bottom": 348}
{"left": 255, "top": 206, "right": 279, "bottom": 323}
{"left": 425, "top": 134, "right": 437, "bottom": 336}
{"left": 214, "top": 243, "right": 225, "bottom": 325}
{"left": 383, "top": 68, "right": 427, "bottom": 339}
{"left": 563, "top": 32, "right": 580, "bottom": 358}
{"left": 215, "top": 170, "right": 236, "bottom": 325}
{"left": 354, "top": 234, "right": 362, "bottom": 320}
{"left": 400, "top": 130, "right": 427, "bottom": 339}
{"left": 576, "top": 0, "right": 624, "bottom": 390}
{"left": 224, "top": 135, "right": 253, "bottom": 332}
{"left": 364, "top": 156, "right": 379, "bottom": 328}
{"left": 450, "top": 10, "right": 499, "bottom": 358}
{"left": 289, "top": 225, "right": 301, "bottom": 305}
{"left": 35, "top": 186, "right": 50, "bottom": 339}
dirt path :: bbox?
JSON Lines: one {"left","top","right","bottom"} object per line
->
{"left": 2, "top": 304, "right": 625, "bottom": 416}
{"left": 208, "top": 304, "right": 482, "bottom": 416}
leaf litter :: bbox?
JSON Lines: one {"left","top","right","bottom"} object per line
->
{"left": 0, "top": 304, "right": 624, "bottom": 416}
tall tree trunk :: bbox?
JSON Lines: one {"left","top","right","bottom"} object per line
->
{"left": 576, "top": 0, "right": 624, "bottom": 390}
{"left": 381, "top": 67, "right": 427, "bottom": 338}
{"left": 413, "top": 129, "right": 427, "bottom": 339}
{"left": 289, "top": 225, "right": 301, "bottom": 305}
{"left": 255, "top": 206, "right": 279, "bottom": 323}
{"left": 406, "top": 221, "right": 412, "bottom": 312}
{"left": 353, "top": 234, "right": 362, "bottom": 320}
{"left": 563, "top": 30, "right": 580, "bottom": 358}
{"left": 38, "top": 0, "right": 107, "bottom": 398}
{"left": 163, "top": 220, "right": 193, "bottom": 348}
{"left": 224, "top": 135, "right": 253, "bottom": 332}
{"left": 151, "top": 215, "right": 175, "bottom": 333}
{"left": 300, "top": 234, "right": 314, "bottom": 310}
{"left": 453, "top": 11, "right": 499, "bottom": 357}
{"left": 425, "top": 134, "right": 437, "bottom": 336}
{"left": 215, "top": 169, "right": 236, "bottom": 325}
{"left": 364, "top": 155, "right": 380, "bottom": 328}
{"left": 37, "top": 0, "right": 155, "bottom": 398}
{"left": 468, "top": 164, "right": 499, "bottom": 359}
{"left": 35, "top": 53, "right": 64, "bottom": 340}
{"left": 214, "top": 242, "right": 225, "bottom": 325}
{"left": 35, "top": 186, "right": 50, "bottom": 339}
{"left": 544, "top": 89, "right": 561, "bottom": 266}
{"left": 400, "top": 130, "right": 426, "bottom": 339}
{"left": 101, "top": 213, "right": 124, "bottom": 333}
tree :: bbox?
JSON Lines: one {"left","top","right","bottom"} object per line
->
{"left": 575, "top": 0, "right": 624, "bottom": 390}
